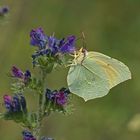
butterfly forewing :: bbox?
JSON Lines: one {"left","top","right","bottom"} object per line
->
{"left": 87, "top": 52, "right": 131, "bottom": 88}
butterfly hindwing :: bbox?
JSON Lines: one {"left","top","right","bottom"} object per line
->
{"left": 67, "top": 57, "right": 110, "bottom": 101}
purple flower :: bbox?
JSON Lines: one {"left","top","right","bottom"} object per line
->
{"left": 24, "top": 70, "right": 31, "bottom": 83}
{"left": 24, "top": 70, "right": 31, "bottom": 78}
{"left": 30, "top": 28, "right": 77, "bottom": 68}
{"left": 11, "top": 66, "right": 24, "bottom": 79}
{"left": 56, "top": 88, "right": 70, "bottom": 105}
{"left": 59, "top": 35, "right": 76, "bottom": 53}
{"left": 55, "top": 91, "right": 67, "bottom": 105}
{"left": 47, "top": 36, "right": 60, "bottom": 54}
{"left": 3, "top": 94, "right": 27, "bottom": 113}
{"left": 13, "top": 95, "right": 21, "bottom": 112}
{"left": 46, "top": 88, "right": 70, "bottom": 106}
{"left": 2, "top": 6, "right": 9, "bottom": 13}
{"left": 46, "top": 89, "right": 53, "bottom": 100}
{"left": 11, "top": 66, "right": 31, "bottom": 84}
{"left": 22, "top": 130, "right": 36, "bottom": 140}
{"left": 30, "top": 28, "right": 47, "bottom": 49}
{"left": 0, "top": 6, "right": 9, "bottom": 16}
{"left": 3, "top": 95, "right": 13, "bottom": 112}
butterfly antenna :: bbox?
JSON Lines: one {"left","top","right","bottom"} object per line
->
{"left": 81, "top": 32, "right": 86, "bottom": 49}
{"left": 52, "top": 32, "right": 55, "bottom": 37}
{"left": 75, "top": 32, "right": 85, "bottom": 42}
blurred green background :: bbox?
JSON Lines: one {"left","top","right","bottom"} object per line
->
{"left": 0, "top": 0, "right": 140, "bottom": 140}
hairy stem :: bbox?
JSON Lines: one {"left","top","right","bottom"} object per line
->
{"left": 35, "top": 69, "right": 47, "bottom": 140}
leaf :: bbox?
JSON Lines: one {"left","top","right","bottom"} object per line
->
{"left": 4, "top": 111, "right": 25, "bottom": 122}
{"left": 28, "top": 77, "right": 42, "bottom": 92}
{"left": 11, "top": 82, "right": 24, "bottom": 93}
{"left": 67, "top": 50, "right": 131, "bottom": 101}
{"left": 26, "top": 113, "right": 38, "bottom": 128}
{"left": 3, "top": 111, "right": 38, "bottom": 129}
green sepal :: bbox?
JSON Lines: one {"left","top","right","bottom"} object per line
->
{"left": 35, "top": 55, "right": 56, "bottom": 73}
{"left": 24, "top": 112, "right": 38, "bottom": 128}
{"left": 58, "top": 54, "right": 73, "bottom": 66}
{"left": 11, "top": 82, "right": 25, "bottom": 93}
{"left": 3, "top": 111, "right": 27, "bottom": 122}
{"left": 27, "top": 77, "right": 42, "bottom": 93}
{"left": 3, "top": 111, "right": 38, "bottom": 129}
{"left": 44, "top": 99, "right": 66, "bottom": 115}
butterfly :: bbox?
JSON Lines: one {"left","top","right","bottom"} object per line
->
{"left": 67, "top": 48, "right": 131, "bottom": 101}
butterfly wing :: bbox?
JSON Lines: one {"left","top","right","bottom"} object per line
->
{"left": 86, "top": 51, "right": 131, "bottom": 88}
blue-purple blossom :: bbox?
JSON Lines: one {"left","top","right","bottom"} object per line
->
{"left": 30, "top": 28, "right": 77, "bottom": 68}
{"left": 11, "top": 66, "right": 31, "bottom": 84}
{"left": 47, "top": 36, "right": 60, "bottom": 54}
{"left": 46, "top": 35, "right": 76, "bottom": 54}
{"left": 12, "top": 66, "right": 24, "bottom": 79}
{"left": 22, "top": 130, "right": 36, "bottom": 140}
{"left": 0, "top": 6, "right": 9, "bottom": 16}
{"left": 24, "top": 70, "right": 31, "bottom": 83}
{"left": 46, "top": 88, "right": 70, "bottom": 106}
{"left": 24, "top": 70, "right": 31, "bottom": 78}
{"left": 31, "top": 49, "right": 51, "bottom": 62}
{"left": 3, "top": 94, "right": 27, "bottom": 113}
{"left": 59, "top": 35, "right": 76, "bottom": 53}
{"left": 30, "top": 28, "right": 47, "bottom": 49}
{"left": 55, "top": 92, "right": 67, "bottom": 105}
{"left": 3, "top": 95, "right": 13, "bottom": 112}
{"left": 13, "top": 95, "right": 21, "bottom": 112}
{"left": 30, "top": 27, "right": 76, "bottom": 55}
{"left": 46, "top": 89, "right": 53, "bottom": 99}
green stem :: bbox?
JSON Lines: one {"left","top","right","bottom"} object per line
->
{"left": 34, "top": 69, "right": 47, "bottom": 140}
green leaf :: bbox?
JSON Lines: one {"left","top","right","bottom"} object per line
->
{"left": 28, "top": 77, "right": 42, "bottom": 93}
{"left": 67, "top": 51, "right": 131, "bottom": 101}
{"left": 11, "top": 82, "right": 25, "bottom": 93}
{"left": 4, "top": 111, "right": 26, "bottom": 122}
{"left": 3, "top": 111, "right": 38, "bottom": 129}
{"left": 37, "top": 56, "right": 55, "bottom": 73}
{"left": 26, "top": 113, "right": 38, "bottom": 128}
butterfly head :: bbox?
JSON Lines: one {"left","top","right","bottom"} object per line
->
{"left": 73, "top": 48, "right": 88, "bottom": 64}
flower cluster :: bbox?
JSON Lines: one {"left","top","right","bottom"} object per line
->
{"left": 0, "top": 27, "right": 75, "bottom": 140}
{"left": 46, "top": 88, "right": 70, "bottom": 106}
{"left": 22, "top": 130, "right": 36, "bottom": 140}
{"left": 3, "top": 94, "right": 27, "bottom": 113}
{"left": 30, "top": 28, "right": 76, "bottom": 68}
{"left": 11, "top": 66, "right": 31, "bottom": 84}
{"left": 0, "top": 5, "right": 9, "bottom": 16}
{"left": 30, "top": 27, "right": 76, "bottom": 54}
{"left": 30, "top": 28, "right": 47, "bottom": 50}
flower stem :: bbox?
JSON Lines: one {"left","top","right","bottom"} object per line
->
{"left": 35, "top": 69, "right": 47, "bottom": 140}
